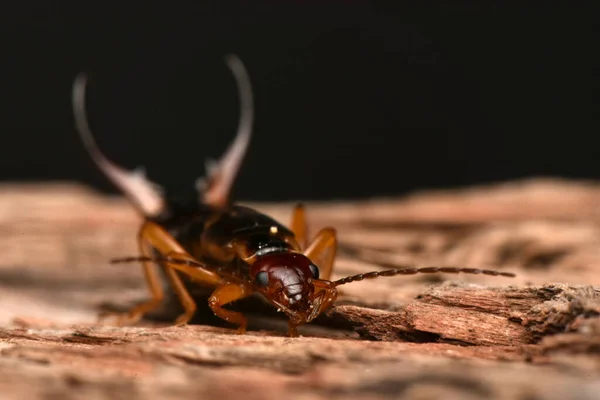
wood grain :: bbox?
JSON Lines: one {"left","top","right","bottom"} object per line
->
{"left": 1, "top": 179, "right": 600, "bottom": 399}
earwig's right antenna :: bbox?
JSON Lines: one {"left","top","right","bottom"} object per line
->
{"left": 196, "top": 54, "right": 254, "bottom": 208}
{"left": 72, "top": 74, "right": 165, "bottom": 217}
{"left": 332, "top": 266, "right": 516, "bottom": 287}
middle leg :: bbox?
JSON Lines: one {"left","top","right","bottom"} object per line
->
{"left": 163, "top": 265, "right": 198, "bottom": 326}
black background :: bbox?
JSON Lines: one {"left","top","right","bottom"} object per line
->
{"left": 1, "top": 3, "right": 597, "bottom": 202}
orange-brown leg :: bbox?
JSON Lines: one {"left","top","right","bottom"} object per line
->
{"left": 102, "top": 221, "right": 224, "bottom": 327}
{"left": 99, "top": 233, "right": 165, "bottom": 326}
{"left": 164, "top": 266, "right": 197, "bottom": 326}
{"left": 139, "top": 221, "right": 230, "bottom": 326}
{"left": 303, "top": 227, "right": 337, "bottom": 281}
{"left": 122, "top": 248, "right": 209, "bottom": 325}
{"left": 287, "top": 321, "right": 300, "bottom": 338}
{"left": 208, "top": 283, "right": 253, "bottom": 334}
{"left": 138, "top": 221, "right": 223, "bottom": 286}
{"left": 290, "top": 203, "right": 308, "bottom": 250}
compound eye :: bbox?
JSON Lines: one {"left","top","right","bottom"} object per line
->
{"left": 255, "top": 271, "right": 269, "bottom": 287}
{"left": 308, "top": 263, "right": 320, "bottom": 279}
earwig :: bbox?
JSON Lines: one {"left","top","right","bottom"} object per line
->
{"left": 73, "top": 55, "right": 516, "bottom": 337}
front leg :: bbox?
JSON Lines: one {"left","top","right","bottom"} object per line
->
{"left": 208, "top": 282, "right": 253, "bottom": 334}
{"left": 287, "top": 321, "right": 300, "bottom": 338}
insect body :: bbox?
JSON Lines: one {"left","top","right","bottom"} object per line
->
{"left": 72, "top": 55, "right": 515, "bottom": 337}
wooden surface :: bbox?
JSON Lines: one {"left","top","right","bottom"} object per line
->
{"left": 1, "top": 178, "right": 600, "bottom": 399}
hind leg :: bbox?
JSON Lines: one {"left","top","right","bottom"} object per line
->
{"left": 99, "top": 233, "right": 165, "bottom": 326}
{"left": 101, "top": 221, "right": 223, "bottom": 326}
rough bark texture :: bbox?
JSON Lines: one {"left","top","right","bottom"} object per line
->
{"left": 1, "top": 178, "right": 600, "bottom": 399}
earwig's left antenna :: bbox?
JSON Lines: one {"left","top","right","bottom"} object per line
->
{"left": 72, "top": 73, "right": 165, "bottom": 217}
{"left": 196, "top": 54, "right": 255, "bottom": 207}
{"left": 332, "top": 266, "right": 516, "bottom": 287}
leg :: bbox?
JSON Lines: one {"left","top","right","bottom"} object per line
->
{"left": 164, "top": 266, "right": 197, "bottom": 326}
{"left": 102, "top": 221, "right": 224, "bottom": 327}
{"left": 288, "top": 321, "right": 300, "bottom": 338}
{"left": 290, "top": 203, "right": 308, "bottom": 250}
{"left": 139, "top": 221, "right": 223, "bottom": 286}
{"left": 139, "top": 221, "right": 229, "bottom": 325}
{"left": 303, "top": 227, "right": 337, "bottom": 281}
{"left": 99, "top": 233, "right": 164, "bottom": 326}
{"left": 208, "top": 283, "right": 252, "bottom": 334}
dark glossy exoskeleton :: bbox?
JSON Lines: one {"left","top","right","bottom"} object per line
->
{"left": 72, "top": 55, "right": 516, "bottom": 337}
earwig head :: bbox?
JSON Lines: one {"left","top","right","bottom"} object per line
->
{"left": 250, "top": 252, "right": 337, "bottom": 325}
